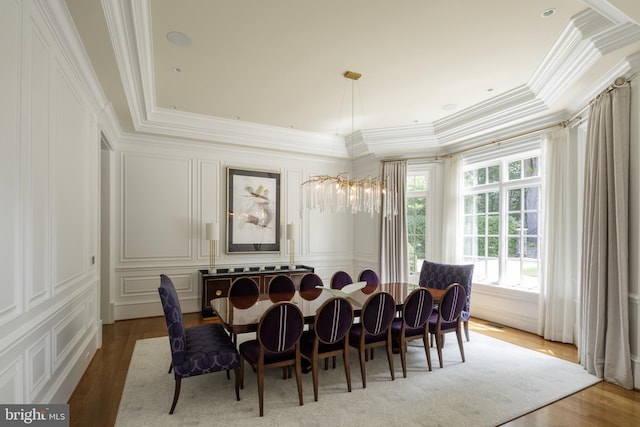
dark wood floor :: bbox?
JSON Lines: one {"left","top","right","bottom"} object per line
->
{"left": 67, "top": 315, "right": 640, "bottom": 427}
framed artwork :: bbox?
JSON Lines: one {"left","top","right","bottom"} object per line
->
{"left": 227, "top": 167, "right": 281, "bottom": 253}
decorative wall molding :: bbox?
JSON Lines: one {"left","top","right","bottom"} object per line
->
{"left": 120, "top": 152, "right": 193, "bottom": 262}
{"left": 26, "top": 333, "right": 50, "bottom": 402}
{"left": 0, "top": 359, "right": 23, "bottom": 404}
{"left": 103, "top": 0, "right": 640, "bottom": 160}
{"left": 0, "top": 1, "right": 102, "bottom": 405}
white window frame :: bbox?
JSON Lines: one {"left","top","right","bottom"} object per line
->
{"left": 462, "top": 147, "right": 541, "bottom": 290}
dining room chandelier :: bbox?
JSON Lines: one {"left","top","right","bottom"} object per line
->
{"left": 303, "top": 71, "right": 395, "bottom": 217}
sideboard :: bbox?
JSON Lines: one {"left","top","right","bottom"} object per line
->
{"left": 199, "top": 265, "right": 314, "bottom": 317}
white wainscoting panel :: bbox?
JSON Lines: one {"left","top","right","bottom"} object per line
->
{"left": 52, "top": 303, "right": 87, "bottom": 372}
{"left": 25, "top": 18, "right": 52, "bottom": 311}
{"left": 53, "top": 63, "right": 88, "bottom": 291}
{"left": 470, "top": 283, "right": 539, "bottom": 334}
{"left": 115, "top": 270, "right": 197, "bottom": 319}
{"left": 0, "top": 0, "right": 21, "bottom": 325}
{"left": 199, "top": 160, "right": 221, "bottom": 261}
{"left": 26, "top": 334, "right": 50, "bottom": 402}
{"left": 0, "top": 359, "right": 23, "bottom": 404}
{"left": 285, "top": 169, "right": 302, "bottom": 258}
{"left": 121, "top": 153, "right": 193, "bottom": 261}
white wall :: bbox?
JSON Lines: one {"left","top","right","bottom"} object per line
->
{"left": 0, "top": 0, "right": 101, "bottom": 404}
{"left": 110, "top": 137, "right": 363, "bottom": 319}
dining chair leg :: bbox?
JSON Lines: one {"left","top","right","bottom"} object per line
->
{"left": 435, "top": 332, "right": 444, "bottom": 368}
{"left": 457, "top": 326, "right": 466, "bottom": 362}
{"left": 233, "top": 367, "right": 240, "bottom": 401}
{"left": 464, "top": 320, "right": 470, "bottom": 341}
{"left": 358, "top": 347, "right": 367, "bottom": 388}
{"left": 312, "top": 355, "right": 319, "bottom": 401}
{"left": 169, "top": 378, "right": 181, "bottom": 414}
{"left": 239, "top": 356, "right": 245, "bottom": 389}
{"left": 295, "top": 359, "right": 304, "bottom": 407}
{"left": 385, "top": 338, "right": 395, "bottom": 381}
{"left": 343, "top": 347, "right": 352, "bottom": 392}
{"left": 399, "top": 336, "right": 407, "bottom": 378}
{"left": 257, "top": 365, "right": 265, "bottom": 417}
{"left": 423, "top": 332, "right": 432, "bottom": 371}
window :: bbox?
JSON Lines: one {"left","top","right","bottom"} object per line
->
{"left": 406, "top": 163, "right": 439, "bottom": 277}
{"left": 463, "top": 153, "right": 541, "bottom": 290}
{"left": 407, "top": 173, "right": 428, "bottom": 274}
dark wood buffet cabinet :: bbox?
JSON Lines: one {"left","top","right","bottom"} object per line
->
{"left": 199, "top": 265, "right": 314, "bottom": 317}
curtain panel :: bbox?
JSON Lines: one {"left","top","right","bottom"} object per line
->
{"left": 579, "top": 85, "right": 633, "bottom": 389}
{"left": 442, "top": 155, "right": 463, "bottom": 264}
{"left": 380, "top": 160, "right": 408, "bottom": 283}
{"left": 539, "top": 128, "right": 579, "bottom": 343}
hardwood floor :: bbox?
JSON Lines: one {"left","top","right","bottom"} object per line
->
{"left": 68, "top": 315, "right": 640, "bottom": 426}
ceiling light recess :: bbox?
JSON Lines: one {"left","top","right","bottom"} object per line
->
{"left": 542, "top": 8, "right": 556, "bottom": 18}
{"left": 166, "top": 31, "right": 192, "bottom": 46}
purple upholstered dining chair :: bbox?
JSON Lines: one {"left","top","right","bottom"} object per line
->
{"left": 428, "top": 283, "right": 467, "bottom": 368}
{"left": 299, "top": 272, "right": 323, "bottom": 301}
{"left": 158, "top": 274, "right": 240, "bottom": 414}
{"left": 330, "top": 270, "right": 353, "bottom": 290}
{"left": 349, "top": 291, "right": 396, "bottom": 388}
{"left": 267, "top": 274, "right": 296, "bottom": 303}
{"left": 228, "top": 276, "right": 259, "bottom": 309}
{"left": 300, "top": 297, "right": 354, "bottom": 401}
{"left": 391, "top": 287, "right": 434, "bottom": 377}
{"left": 238, "top": 302, "right": 305, "bottom": 417}
{"left": 358, "top": 268, "right": 380, "bottom": 294}
{"left": 418, "top": 260, "right": 474, "bottom": 341}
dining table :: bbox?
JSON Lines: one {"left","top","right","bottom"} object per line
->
{"left": 212, "top": 282, "right": 445, "bottom": 335}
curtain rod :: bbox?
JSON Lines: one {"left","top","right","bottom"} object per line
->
{"left": 382, "top": 75, "right": 633, "bottom": 163}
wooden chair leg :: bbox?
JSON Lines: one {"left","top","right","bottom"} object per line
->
{"left": 312, "top": 356, "right": 319, "bottom": 401}
{"left": 257, "top": 365, "right": 265, "bottom": 417}
{"left": 168, "top": 364, "right": 173, "bottom": 374}
{"left": 343, "top": 348, "right": 352, "bottom": 392}
{"left": 295, "top": 359, "right": 304, "bottom": 407}
{"left": 436, "top": 333, "right": 444, "bottom": 368}
{"left": 464, "top": 320, "right": 470, "bottom": 341}
{"left": 457, "top": 327, "right": 466, "bottom": 362}
{"left": 399, "top": 336, "right": 407, "bottom": 378}
{"left": 233, "top": 367, "right": 240, "bottom": 401}
{"left": 358, "top": 346, "right": 367, "bottom": 388}
{"left": 424, "top": 333, "right": 432, "bottom": 371}
{"left": 169, "top": 378, "right": 181, "bottom": 414}
{"left": 385, "top": 339, "right": 395, "bottom": 381}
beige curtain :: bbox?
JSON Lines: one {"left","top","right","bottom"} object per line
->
{"left": 539, "top": 128, "right": 578, "bottom": 343}
{"left": 579, "top": 85, "right": 633, "bottom": 389}
{"left": 380, "top": 160, "right": 408, "bottom": 283}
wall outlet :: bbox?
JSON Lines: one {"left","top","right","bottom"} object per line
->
{"left": 90, "top": 255, "right": 95, "bottom": 265}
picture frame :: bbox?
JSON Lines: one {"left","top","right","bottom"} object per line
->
{"left": 226, "top": 167, "right": 281, "bottom": 253}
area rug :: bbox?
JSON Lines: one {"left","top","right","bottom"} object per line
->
{"left": 115, "top": 332, "right": 600, "bottom": 427}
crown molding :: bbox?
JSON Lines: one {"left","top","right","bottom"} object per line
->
{"left": 37, "top": 0, "right": 109, "bottom": 115}
{"left": 104, "top": 0, "right": 640, "bottom": 159}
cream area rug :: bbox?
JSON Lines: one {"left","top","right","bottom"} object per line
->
{"left": 115, "top": 332, "right": 600, "bottom": 427}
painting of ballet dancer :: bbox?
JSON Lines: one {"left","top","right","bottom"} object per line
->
{"left": 227, "top": 167, "right": 281, "bottom": 252}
